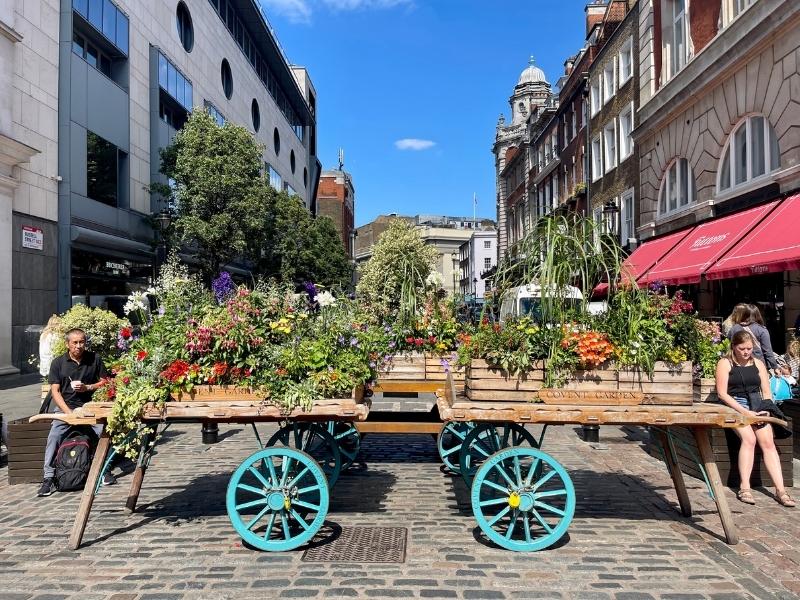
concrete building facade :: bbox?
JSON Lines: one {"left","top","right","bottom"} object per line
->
{"left": 458, "top": 229, "right": 498, "bottom": 300}
{"left": 316, "top": 169, "right": 355, "bottom": 258}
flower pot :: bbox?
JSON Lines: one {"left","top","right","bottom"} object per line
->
{"left": 693, "top": 377, "right": 718, "bottom": 403}
{"left": 464, "top": 359, "right": 545, "bottom": 402}
{"left": 378, "top": 352, "right": 465, "bottom": 382}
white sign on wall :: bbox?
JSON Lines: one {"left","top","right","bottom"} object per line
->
{"left": 22, "top": 226, "right": 44, "bottom": 250}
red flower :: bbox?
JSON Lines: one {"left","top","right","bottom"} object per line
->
{"left": 122, "top": 376, "right": 130, "bottom": 385}
{"left": 414, "top": 337, "right": 424, "bottom": 347}
{"left": 212, "top": 362, "right": 228, "bottom": 376}
{"left": 120, "top": 327, "right": 132, "bottom": 339}
{"left": 136, "top": 350, "right": 148, "bottom": 361}
{"left": 160, "top": 359, "right": 191, "bottom": 383}
{"left": 405, "top": 336, "right": 415, "bottom": 344}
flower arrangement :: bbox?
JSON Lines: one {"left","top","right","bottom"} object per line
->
{"left": 387, "top": 291, "right": 462, "bottom": 355}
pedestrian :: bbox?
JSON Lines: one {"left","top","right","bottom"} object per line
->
{"left": 715, "top": 329, "right": 795, "bottom": 507}
{"left": 38, "top": 314, "right": 62, "bottom": 379}
{"left": 727, "top": 304, "right": 780, "bottom": 373}
{"left": 721, "top": 303, "right": 748, "bottom": 337}
{"left": 37, "top": 328, "right": 115, "bottom": 497}
{"left": 783, "top": 339, "right": 800, "bottom": 382}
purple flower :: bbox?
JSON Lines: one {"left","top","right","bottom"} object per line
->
{"left": 349, "top": 337, "right": 359, "bottom": 347}
{"left": 158, "top": 306, "right": 165, "bottom": 316}
{"left": 303, "top": 281, "right": 318, "bottom": 303}
{"left": 388, "top": 341, "right": 396, "bottom": 349}
{"left": 338, "top": 335, "right": 346, "bottom": 345}
{"left": 440, "top": 358, "right": 451, "bottom": 373}
{"left": 212, "top": 272, "right": 235, "bottom": 303}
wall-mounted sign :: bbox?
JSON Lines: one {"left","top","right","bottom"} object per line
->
{"left": 22, "top": 226, "right": 44, "bottom": 250}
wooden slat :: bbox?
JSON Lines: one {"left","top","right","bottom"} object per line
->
{"left": 373, "top": 380, "right": 444, "bottom": 394}
{"left": 355, "top": 422, "right": 442, "bottom": 434}
{"left": 467, "top": 378, "right": 543, "bottom": 391}
{"left": 538, "top": 389, "right": 644, "bottom": 405}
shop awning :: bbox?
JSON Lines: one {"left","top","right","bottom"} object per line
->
{"left": 640, "top": 201, "right": 779, "bottom": 285}
{"left": 705, "top": 193, "right": 800, "bottom": 280}
{"left": 593, "top": 228, "right": 694, "bottom": 296}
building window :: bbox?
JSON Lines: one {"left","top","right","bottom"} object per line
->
{"left": 619, "top": 36, "right": 633, "bottom": 84}
{"left": 285, "top": 184, "right": 296, "bottom": 196}
{"left": 303, "top": 167, "right": 308, "bottom": 188}
{"left": 591, "top": 134, "right": 603, "bottom": 181}
{"left": 290, "top": 149, "right": 296, "bottom": 174}
{"left": 620, "top": 188, "right": 634, "bottom": 244}
{"left": 663, "top": 0, "right": 689, "bottom": 82}
{"left": 251, "top": 99, "right": 260, "bottom": 132}
{"left": 603, "top": 59, "right": 616, "bottom": 104}
{"left": 483, "top": 240, "right": 491, "bottom": 249}
{"left": 71, "top": 32, "right": 113, "bottom": 78}
{"left": 266, "top": 163, "right": 282, "bottom": 190}
{"left": 273, "top": 128, "right": 281, "bottom": 156}
{"left": 722, "top": 0, "right": 756, "bottom": 27}
{"left": 619, "top": 102, "right": 634, "bottom": 161}
{"left": 484, "top": 257, "right": 491, "bottom": 270}
{"left": 158, "top": 52, "right": 193, "bottom": 111}
{"left": 176, "top": 2, "right": 194, "bottom": 52}
{"left": 221, "top": 59, "right": 233, "bottom": 99}
{"left": 205, "top": 101, "right": 225, "bottom": 126}
{"left": 571, "top": 110, "right": 577, "bottom": 140}
{"left": 72, "top": 0, "right": 128, "bottom": 55}
{"left": 718, "top": 115, "right": 780, "bottom": 193}
{"left": 658, "top": 157, "right": 695, "bottom": 215}
{"left": 603, "top": 121, "right": 616, "bottom": 173}
{"left": 87, "top": 131, "right": 119, "bottom": 207}
{"left": 590, "top": 77, "right": 601, "bottom": 116}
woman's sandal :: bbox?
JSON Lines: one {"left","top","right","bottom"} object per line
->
{"left": 777, "top": 491, "right": 796, "bottom": 508}
{"left": 737, "top": 489, "right": 756, "bottom": 505}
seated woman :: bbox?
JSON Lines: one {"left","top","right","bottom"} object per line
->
{"left": 715, "top": 330, "right": 795, "bottom": 507}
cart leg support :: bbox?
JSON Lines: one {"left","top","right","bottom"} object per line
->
{"left": 691, "top": 426, "right": 738, "bottom": 545}
{"left": 655, "top": 429, "right": 692, "bottom": 518}
{"left": 69, "top": 432, "right": 111, "bottom": 550}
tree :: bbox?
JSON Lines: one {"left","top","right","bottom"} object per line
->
{"left": 356, "top": 218, "right": 438, "bottom": 324}
{"left": 158, "top": 110, "right": 267, "bottom": 282}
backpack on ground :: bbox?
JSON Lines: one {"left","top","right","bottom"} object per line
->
{"left": 54, "top": 430, "right": 93, "bottom": 491}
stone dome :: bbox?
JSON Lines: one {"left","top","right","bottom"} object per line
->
{"left": 518, "top": 57, "right": 547, "bottom": 85}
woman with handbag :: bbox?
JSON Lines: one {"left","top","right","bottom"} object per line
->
{"left": 715, "top": 330, "right": 795, "bottom": 507}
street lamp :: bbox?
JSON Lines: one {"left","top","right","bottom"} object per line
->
{"left": 154, "top": 209, "right": 172, "bottom": 276}
{"left": 602, "top": 199, "right": 620, "bottom": 239}
{"left": 473, "top": 277, "right": 478, "bottom": 299}
{"left": 451, "top": 253, "right": 459, "bottom": 297}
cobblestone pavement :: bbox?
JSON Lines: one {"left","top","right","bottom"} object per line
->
{"left": 1, "top": 417, "right": 799, "bottom": 600}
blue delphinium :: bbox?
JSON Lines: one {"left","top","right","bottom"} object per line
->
{"left": 212, "top": 271, "right": 235, "bottom": 303}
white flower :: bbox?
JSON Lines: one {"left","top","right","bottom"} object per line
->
{"left": 425, "top": 271, "right": 443, "bottom": 288}
{"left": 124, "top": 291, "right": 149, "bottom": 315}
{"left": 316, "top": 291, "right": 336, "bottom": 308}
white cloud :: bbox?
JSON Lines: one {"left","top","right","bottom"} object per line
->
{"left": 260, "top": 0, "right": 312, "bottom": 24}
{"left": 395, "top": 138, "right": 436, "bottom": 151}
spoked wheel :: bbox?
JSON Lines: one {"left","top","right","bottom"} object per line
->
{"left": 226, "top": 447, "right": 329, "bottom": 551}
{"left": 265, "top": 423, "right": 342, "bottom": 487}
{"left": 437, "top": 421, "right": 475, "bottom": 473}
{"left": 471, "top": 447, "right": 575, "bottom": 552}
{"left": 326, "top": 421, "right": 361, "bottom": 470}
{"left": 459, "top": 422, "right": 538, "bottom": 488}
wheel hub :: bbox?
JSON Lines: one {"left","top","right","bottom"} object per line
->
{"left": 267, "top": 491, "right": 286, "bottom": 511}
{"left": 508, "top": 491, "right": 534, "bottom": 511}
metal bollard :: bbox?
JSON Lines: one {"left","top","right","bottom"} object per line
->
{"left": 581, "top": 424, "right": 599, "bottom": 443}
{"left": 201, "top": 421, "right": 219, "bottom": 444}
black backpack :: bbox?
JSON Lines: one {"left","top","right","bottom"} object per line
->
{"left": 54, "top": 430, "right": 92, "bottom": 491}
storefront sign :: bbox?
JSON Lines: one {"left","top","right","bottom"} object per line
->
{"left": 22, "top": 226, "right": 43, "bottom": 250}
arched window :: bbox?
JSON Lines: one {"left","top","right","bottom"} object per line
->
{"left": 658, "top": 157, "right": 695, "bottom": 216}
{"left": 718, "top": 115, "right": 780, "bottom": 193}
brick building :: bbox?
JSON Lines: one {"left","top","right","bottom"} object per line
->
{"left": 316, "top": 169, "right": 355, "bottom": 258}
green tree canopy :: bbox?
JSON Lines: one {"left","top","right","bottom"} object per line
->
{"left": 356, "top": 218, "right": 437, "bottom": 324}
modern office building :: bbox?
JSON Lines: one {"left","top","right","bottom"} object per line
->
{"left": 58, "top": 0, "right": 318, "bottom": 315}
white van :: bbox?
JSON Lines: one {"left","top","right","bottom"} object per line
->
{"left": 499, "top": 284, "right": 584, "bottom": 323}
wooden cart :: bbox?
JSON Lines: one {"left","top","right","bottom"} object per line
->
{"left": 435, "top": 374, "right": 789, "bottom": 552}
{"left": 30, "top": 391, "right": 369, "bottom": 552}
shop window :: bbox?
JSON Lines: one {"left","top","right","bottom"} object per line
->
{"left": 87, "top": 131, "right": 120, "bottom": 207}
{"left": 718, "top": 114, "right": 780, "bottom": 193}
{"left": 221, "top": 58, "right": 233, "bottom": 99}
{"left": 658, "top": 157, "right": 695, "bottom": 216}
{"left": 176, "top": 2, "right": 194, "bottom": 52}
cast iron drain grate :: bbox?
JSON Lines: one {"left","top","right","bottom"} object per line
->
{"left": 302, "top": 526, "right": 407, "bottom": 563}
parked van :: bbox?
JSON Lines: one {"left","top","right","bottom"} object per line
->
{"left": 498, "top": 284, "right": 584, "bottom": 323}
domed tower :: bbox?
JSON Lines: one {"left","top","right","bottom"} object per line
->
{"left": 493, "top": 58, "right": 552, "bottom": 257}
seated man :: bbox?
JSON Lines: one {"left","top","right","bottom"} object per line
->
{"left": 37, "top": 327, "right": 115, "bottom": 497}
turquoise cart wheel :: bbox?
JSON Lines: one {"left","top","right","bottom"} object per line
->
{"left": 459, "top": 422, "right": 538, "bottom": 488}
{"left": 226, "top": 447, "right": 329, "bottom": 551}
{"left": 326, "top": 421, "right": 361, "bottom": 470}
{"left": 437, "top": 421, "right": 475, "bottom": 473}
{"left": 266, "top": 423, "right": 342, "bottom": 487}
{"left": 471, "top": 447, "right": 575, "bottom": 552}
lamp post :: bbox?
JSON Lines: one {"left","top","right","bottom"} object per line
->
{"left": 602, "top": 199, "right": 620, "bottom": 240}
{"left": 154, "top": 209, "right": 172, "bottom": 276}
{"left": 472, "top": 277, "right": 478, "bottom": 300}
{"left": 451, "top": 253, "right": 459, "bottom": 297}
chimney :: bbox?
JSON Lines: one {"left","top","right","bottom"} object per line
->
{"left": 564, "top": 56, "right": 575, "bottom": 76}
{"left": 585, "top": 1, "right": 607, "bottom": 38}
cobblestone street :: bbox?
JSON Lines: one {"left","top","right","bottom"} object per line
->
{"left": 1, "top": 404, "right": 799, "bottom": 600}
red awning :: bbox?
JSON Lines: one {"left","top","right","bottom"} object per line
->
{"left": 641, "top": 201, "right": 780, "bottom": 285}
{"left": 705, "top": 193, "right": 800, "bottom": 280}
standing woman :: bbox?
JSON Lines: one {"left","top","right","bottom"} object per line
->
{"left": 715, "top": 330, "right": 795, "bottom": 507}
{"left": 728, "top": 304, "right": 779, "bottom": 374}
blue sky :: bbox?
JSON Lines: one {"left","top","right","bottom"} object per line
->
{"left": 260, "top": 0, "right": 590, "bottom": 226}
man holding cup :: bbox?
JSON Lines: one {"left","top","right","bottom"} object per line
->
{"left": 37, "top": 328, "right": 112, "bottom": 497}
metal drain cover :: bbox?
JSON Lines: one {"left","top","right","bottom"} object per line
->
{"left": 302, "top": 526, "right": 407, "bottom": 563}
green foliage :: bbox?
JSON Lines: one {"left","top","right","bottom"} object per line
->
{"left": 50, "top": 304, "right": 128, "bottom": 362}
{"left": 356, "top": 219, "right": 438, "bottom": 325}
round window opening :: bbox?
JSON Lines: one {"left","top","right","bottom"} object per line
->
{"left": 251, "top": 99, "right": 260, "bottom": 132}
{"left": 221, "top": 59, "right": 233, "bottom": 99}
{"left": 176, "top": 2, "right": 194, "bottom": 52}
{"left": 290, "top": 150, "right": 296, "bottom": 174}
{"left": 303, "top": 167, "right": 308, "bottom": 188}
{"left": 273, "top": 128, "right": 281, "bottom": 155}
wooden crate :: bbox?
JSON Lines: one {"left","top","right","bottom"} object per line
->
{"left": 424, "top": 356, "right": 465, "bottom": 382}
{"left": 7, "top": 417, "right": 51, "bottom": 485}
{"left": 378, "top": 352, "right": 426, "bottom": 380}
{"left": 465, "top": 360, "right": 693, "bottom": 405}
{"left": 647, "top": 420, "right": 793, "bottom": 488}
{"left": 693, "top": 378, "right": 718, "bottom": 403}
{"left": 780, "top": 400, "right": 800, "bottom": 459}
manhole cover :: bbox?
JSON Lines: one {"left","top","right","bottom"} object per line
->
{"left": 302, "top": 526, "right": 407, "bottom": 563}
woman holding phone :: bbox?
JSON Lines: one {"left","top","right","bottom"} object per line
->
{"left": 715, "top": 330, "right": 795, "bottom": 507}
